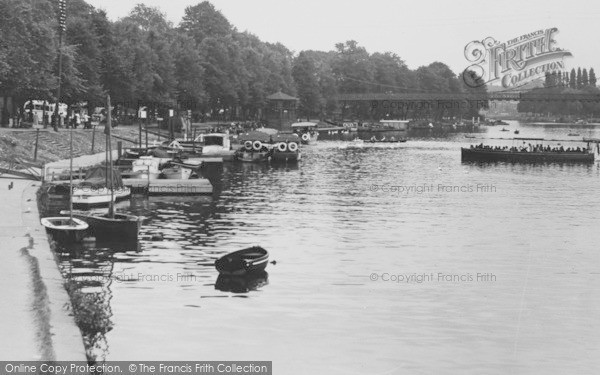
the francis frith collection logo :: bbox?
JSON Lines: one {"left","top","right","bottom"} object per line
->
{"left": 463, "top": 27, "right": 572, "bottom": 88}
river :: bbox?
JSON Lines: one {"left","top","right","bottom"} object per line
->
{"left": 45, "top": 121, "right": 600, "bottom": 374}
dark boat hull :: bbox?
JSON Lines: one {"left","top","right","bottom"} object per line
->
{"left": 215, "top": 246, "right": 269, "bottom": 275}
{"left": 461, "top": 148, "right": 595, "bottom": 163}
{"left": 44, "top": 226, "right": 88, "bottom": 243}
{"left": 64, "top": 211, "right": 142, "bottom": 243}
{"left": 41, "top": 217, "right": 89, "bottom": 243}
{"left": 271, "top": 151, "right": 300, "bottom": 163}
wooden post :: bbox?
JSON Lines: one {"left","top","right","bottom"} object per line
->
{"left": 145, "top": 126, "right": 148, "bottom": 150}
{"left": 33, "top": 129, "right": 40, "bottom": 161}
{"left": 192, "top": 127, "right": 196, "bottom": 153}
{"left": 138, "top": 120, "right": 142, "bottom": 149}
{"left": 91, "top": 125, "right": 96, "bottom": 153}
{"left": 117, "top": 141, "right": 122, "bottom": 159}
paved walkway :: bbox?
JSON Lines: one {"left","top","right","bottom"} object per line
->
{"left": 0, "top": 176, "right": 86, "bottom": 360}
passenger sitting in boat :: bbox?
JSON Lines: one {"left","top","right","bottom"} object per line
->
{"left": 370, "top": 136, "right": 376, "bottom": 141}
{"left": 390, "top": 136, "right": 396, "bottom": 141}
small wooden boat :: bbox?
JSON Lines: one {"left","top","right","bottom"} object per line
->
{"left": 500, "top": 128, "right": 509, "bottom": 132}
{"left": 61, "top": 210, "right": 142, "bottom": 243}
{"left": 514, "top": 130, "right": 520, "bottom": 134}
{"left": 161, "top": 165, "right": 192, "bottom": 180}
{"left": 568, "top": 133, "right": 580, "bottom": 136}
{"left": 215, "top": 246, "right": 269, "bottom": 275}
{"left": 41, "top": 217, "right": 89, "bottom": 243}
{"left": 131, "top": 156, "right": 161, "bottom": 179}
{"left": 368, "top": 138, "right": 407, "bottom": 143}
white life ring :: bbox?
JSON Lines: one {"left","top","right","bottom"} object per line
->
{"left": 301, "top": 133, "right": 310, "bottom": 141}
{"left": 288, "top": 142, "right": 298, "bottom": 152}
{"left": 277, "top": 143, "right": 287, "bottom": 152}
{"left": 244, "top": 141, "right": 253, "bottom": 150}
{"left": 253, "top": 141, "right": 262, "bottom": 151}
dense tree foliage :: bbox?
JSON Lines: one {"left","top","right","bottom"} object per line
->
{"left": 520, "top": 67, "right": 600, "bottom": 117}
{"left": 0, "top": 0, "right": 489, "bottom": 122}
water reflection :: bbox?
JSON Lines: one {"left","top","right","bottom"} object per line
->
{"left": 214, "top": 271, "right": 269, "bottom": 294}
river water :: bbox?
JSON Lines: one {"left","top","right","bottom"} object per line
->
{"left": 46, "top": 121, "right": 600, "bottom": 374}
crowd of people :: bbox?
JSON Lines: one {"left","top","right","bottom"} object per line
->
{"left": 472, "top": 143, "right": 589, "bottom": 153}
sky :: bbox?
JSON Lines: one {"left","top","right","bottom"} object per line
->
{"left": 85, "top": 0, "right": 600, "bottom": 74}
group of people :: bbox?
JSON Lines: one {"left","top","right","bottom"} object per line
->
{"left": 472, "top": 143, "right": 588, "bottom": 153}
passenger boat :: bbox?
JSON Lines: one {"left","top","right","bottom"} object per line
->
{"left": 72, "top": 165, "right": 131, "bottom": 207}
{"left": 41, "top": 217, "right": 89, "bottom": 243}
{"left": 215, "top": 246, "right": 269, "bottom": 276}
{"left": 270, "top": 141, "right": 301, "bottom": 163}
{"left": 462, "top": 137, "right": 595, "bottom": 163}
{"left": 235, "top": 140, "right": 271, "bottom": 163}
{"left": 269, "top": 133, "right": 301, "bottom": 163}
{"left": 291, "top": 122, "right": 319, "bottom": 145}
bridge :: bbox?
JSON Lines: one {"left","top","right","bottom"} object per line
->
{"left": 335, "top": 92, "right": 600, "bottom": 103}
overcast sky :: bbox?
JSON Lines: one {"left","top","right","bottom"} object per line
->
{"left": 85, "top": 0, "right": 599, "bottom": 74}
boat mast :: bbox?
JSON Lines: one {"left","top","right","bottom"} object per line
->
{"left": 69, "top": 120, "right": 73, "bottom": 223}
{"left": 107, "top": 95, "right": 115, "bottom": 218}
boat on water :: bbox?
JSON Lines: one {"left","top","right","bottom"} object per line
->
{"left": 131, "top": 156, "right": 161, "bottom": 179}
{"left": 166, "top": 133, "right": 235, "bottom": 161}
{"left": 235, "top": 141, "right": 271, "bottom": 163}
{"left": 269, "top": 133, "right": 301, "bottom": 163}
{"left": 41, "top": 120, "right": 89, "bottom": 243}
{"left": 61, "top": 210, "right": 142, "bottom": 243}
{"left": 161, "top": 164, "right": 192, "bottom": 180}
{"left": 462, "top": 137, "right": 595, "bottom": 163}
{"left": 270, "top": 141, "right": 301, "bottom": 163}
{"left": 70, "top": 95, "right": 142, "bottom": 243}
{"left": 368, "top": 136, "right": 407, "bottom": 143}
{"left": 291, "top": 122, "right": 319, "bottom": 145}
{"left": 500, "top": 128, "right": 509, "bottom": 132}
{"left": 514, "top": 130, "right": 520, "bottom": 134}
{"left": 41, "top": 217, "right": 89, "bottom": 243}
{"left": 72, "top": 165, "right": 131, "bottom": 207}
{"left": 568, "top": 133, "right": 580, "bottom": 136}
{"left": 215, "top": 246, "right": 269, "bottom": 276}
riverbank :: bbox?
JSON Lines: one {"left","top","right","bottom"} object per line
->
{"left": 0, "top": 177, "right": 86, "bottom": 360}
{"left": 0, "top": 126, "right": 161, "bottom": 168}
{"left": 0, "top": 126, "right": 149, "bottom": 359}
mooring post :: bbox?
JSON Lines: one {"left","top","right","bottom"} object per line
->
{"left": 33, "top": 129, "right": 40, "bottom": 161}
{"left": 117, "top": 141, "right": 122, "bottom": 159}
{"left": 145, "top": 126, "right": 148, "bottom": 150}
{"left": 138, "top": 120, "right": 142, "bottom": 149}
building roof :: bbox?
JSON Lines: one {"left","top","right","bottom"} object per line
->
{"left": 266, "top": 91, "right": 298, "bottom": 101}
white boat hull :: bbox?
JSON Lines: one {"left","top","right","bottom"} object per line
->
{"left": 72, "top": 187, "right": 131, "bottom": 206}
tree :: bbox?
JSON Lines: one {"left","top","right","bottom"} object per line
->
{"left": 590, "top": 68, "right": 597, "bottom": 86}
{"left": 569, "top": 68, "right": 576, "bottom": 88}
{"left": 292, "top": 52, "right": 323, "bottom": 119}
{"left": 577, "top": 67, "right": 582, "bottom": 88}
{"left": 180, "top": 2, "right": 232, "bottom": 44}
{"left": 582, "top": 68, "right": 589, "bottom": 87}
{"left": 0, "top": 0, "right": 58, "bottom": 104}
